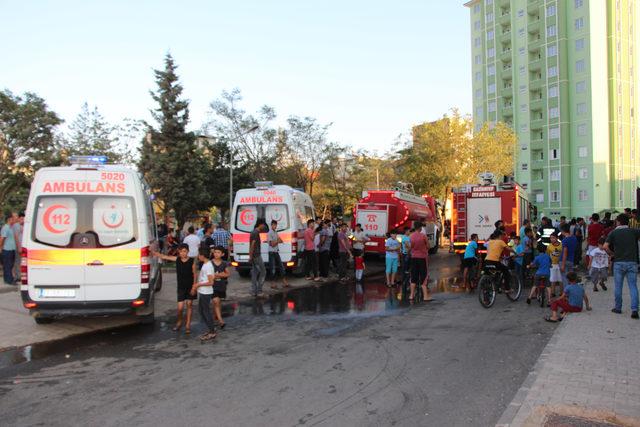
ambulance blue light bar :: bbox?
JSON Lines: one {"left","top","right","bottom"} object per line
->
{"left": 70, "top": 155, "right": 107, "bottom": 165}
{"left": 254, "top": 181, "right": 273, "bottom": 189}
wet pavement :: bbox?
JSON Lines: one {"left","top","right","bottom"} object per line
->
{"left": 0, "top": 260, "right": 559, "bottom": 427}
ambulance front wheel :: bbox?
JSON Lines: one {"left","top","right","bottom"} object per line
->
{"left": 34, "top": 317, "right": 53, "bottom": 325}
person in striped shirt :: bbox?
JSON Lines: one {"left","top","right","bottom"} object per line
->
{"left": 212, "top": 222, "right": 231, "bottom": 260}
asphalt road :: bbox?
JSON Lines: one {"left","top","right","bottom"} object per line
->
{"left": 0, "top": 253, "right": 557, "bottom": 427}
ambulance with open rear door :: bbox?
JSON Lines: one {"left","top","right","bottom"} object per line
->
{"left": 20, "top": 156, "right": 161, "bottom": 324}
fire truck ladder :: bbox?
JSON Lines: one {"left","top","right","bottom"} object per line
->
{"left": 454, "top": 193, "right": 467, "bottom": 254}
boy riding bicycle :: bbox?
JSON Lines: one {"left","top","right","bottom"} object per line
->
{"left": 527, "top": 243, "right": 552, "bottom": 305}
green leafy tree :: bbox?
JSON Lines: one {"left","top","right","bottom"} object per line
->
{"left": 139, "top": 54, "right": 210, "bottom": 226}
{"left": 65, "top": 102, "right": 129, "bottom": 163}
{"left": 205, "top": 88, "right": 278, "bottom": 181}
{"left": 0, "top": 90, "right": 63, "bottom": 210}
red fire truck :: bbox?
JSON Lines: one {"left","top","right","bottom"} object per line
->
{"left": 353, "top": 186, "right": 441, "bottom": 255}
{"left": 449, "top": 175, "right": 532, "bottom": 255}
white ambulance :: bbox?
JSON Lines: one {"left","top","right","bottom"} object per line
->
{"left": 20, "top": 156, "right": 161, "bottom": 324}
{"left": 230, "top": 182, "right": 315, "bottom": 276}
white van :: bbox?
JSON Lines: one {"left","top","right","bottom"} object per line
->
{"left": 20, "top": 157, "right": 161, "bottom": 324}
{"left": 230, "top": 182, "right": 315, "bottom": 276}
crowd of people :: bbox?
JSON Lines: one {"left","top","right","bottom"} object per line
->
{"left": 0, "top": 211, "right": 25, "bottom": 286}
{"left": 462, "top": 208, "right": 640, "bottom": 322}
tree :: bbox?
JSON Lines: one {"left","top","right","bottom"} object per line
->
{"left": 139, "top": 54, "right": 210, "bottom": 226}
{"left": 281, "top": 116, "right": 333, "bottom": 197}
{"left": 0, "top": 90, "right": 63, "bottom": 210}
{"left": 205, "top": 88, "right": 278, "bottom": 180}
{"left": 398, "top": 110, "right": 516, "bottom": 201}
{"left": 65, "top": 103, "right": 128, "bottom": 163}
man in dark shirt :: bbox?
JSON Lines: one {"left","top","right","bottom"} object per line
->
{"left": 249, "top": 221, "right": 268, "bottom": 298}
{"left": 605, "top": 214, "right": 640, "bottom": 319}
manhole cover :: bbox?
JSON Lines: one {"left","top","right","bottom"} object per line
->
{"left": 545, "top": 414, "right": 622, "bottom": 427}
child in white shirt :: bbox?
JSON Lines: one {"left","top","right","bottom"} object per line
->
{"left": 587, "top": 238, "right": 609, "bottom": 292}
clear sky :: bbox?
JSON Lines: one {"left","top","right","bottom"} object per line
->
{"left": 1, "top": 0, "right": 471, "bottom": 153}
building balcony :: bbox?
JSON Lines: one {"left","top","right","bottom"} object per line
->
{"left": 530, "top": 118, "right": 545, "bottom": 130}
{"left": 528, "top": 37, "right": 543, "bottom": 51}
{"left": 498, "top": 11, "right": 511, "bottom": 24}
{"left": 527, "top": 2, "right": 540, "bottom": 15}
{"left": 528, "top": 15, "right": 541, "bottom": 26}
{"left": 499, "top": 48, "right": 513, "bottom": 62}
{"left": 500, "top": 30, "right": 512, "bottom": 42}
{"left": 502, "top": 106, "right": 514, "bottom": 117}
{"left": 529, "top": 79, "right": 543, "bottom": 90}
{"left": 501, "top": 66, "right": 513, "bottom": 80}
{"left": 529, "top": 58, "right": 543, "bottom": 71}
{"left": 530, "top": 98, "right": 544, "bottom": 111}
{"left": 531, "top": 159, "right": 545, "bottom": 170}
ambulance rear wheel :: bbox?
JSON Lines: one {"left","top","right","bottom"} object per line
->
{"left": 238, "top": 269, "right": 251, "bottom": 278}
{"left": 138, "top": 312, "right": 155, "bottom": 325}
{"left": 35, "top": 317, "right": 54, "bottom": 325}
{"left": 428, "top": 235, "right": 440, "bottom": 255}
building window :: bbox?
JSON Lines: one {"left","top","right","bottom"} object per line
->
{"left": 619, "top": 190, "right": 624, "bottom": 202}
{"left": 488, "top": 83, "right": 496, "bottom": 94}
{"left": 486, "top": 0, "right": 493, "bottom": 4}
{"left": 519, "top": 84, "right": 527, "bottom": 94}
{"left": 519, "top": 65, "right": 525, "bottom": 75}
{"left": 549, "top": 127, "right": 560, "bottom": 139}
{"left": 579, "top": 168, "right": 588, "bottom": 179}
{"left": 488, "top": 64, "right": 495, "bottom": 75}
{"left": 575, "top": 38, "right": 585, "bottom": 51}
{"left": 518, "top": 28, "right": 525, "bottom": 37}
{"left": 486, "top": 12, "right": 494, "bottom": 23}
{"left": 577, "top": 123, "right": 587, "bottom": 136}
{"left": 578, "top": 190, "right": 588, "bottom": 201}
{"left": 548, "top": 66, "right": 558, "bottom": 77}
{"left": 474, "top": 4, "right": 481, "bottom": 13}
{"left": 488, "top": 101, "right": 497, "bottom": 112}
{"left": 575, "top": 17, "right": 584, "bottom": 30}
{"left": 550, "top": 169, "right": 560, "bottom": 181}
{"left": 521, "top": 124, "right": 528, "bottom": 132}
{"left": 519, "top": 47, "right": 525, "bottom": 56}
{"left": 475, "top": 37, "right": 481, "bottom": 47}
{"left": 548, "top": 85, "right": 558, "bottom": 98}
{"left": 578, "top": 146, "right": 588, "bottom": 157}
{"left": 488, "top": 47, "right": 495, "bottom": 57}
{"left": 576, "top": 59, "right": 585, "bottom": 73}
{"left": 520, "top": 104, "right": 528, "bottom": 112}
{"left": 476, "top": 106, "right": 484, "bottom": 117}
{"left": 547, "top": 45, "right": 558, "bottom": 57}
{"left": 522, "top": 163, "right": 528, "bottom": 171}
{"left": 576, "top": 80, "right": 586, "bottom": 93}
{"left": 549, "top": 107, "right": 559, "bottom": 118}
{"left": 475, "top": 55, "right": 482, "bottom": 65}
{"left": 577, "top": 103, "right": 587, "bottom": 115}
{"left": 487, "top": 30, "right": 494, "bottom": 40}
{"left": 518, "top": 9, "right": 524, "bottom": 18}
{"left": 550, "top": 191, "right": 559, "bottom": 202}
{"left": 546, "top": 5, "right": 556, "bottom": 17}
{"left": 575, "top": 0, "right": 583, "bottom": 8}
{"left": 475, "top": 88, "right": 483, "bottom": 99}
{"left": 475, "top": 21, "right": 481, "bottom": 31}
{"left": 475, "top": 71, "right": 482, "bottom": 81}
{"left": 550, "top": 148, "right": 559, "bottom": 159}
{"left": 536, "top": 193, "right": 544, "bottom": 203}
{"left": 547, "top": 25, "right": 557, "bottom": 37}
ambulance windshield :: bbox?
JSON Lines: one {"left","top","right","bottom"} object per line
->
{"left": 235, "top": 204, "right": 289, "bottom": 233}
{"left": 32, "top": 195, "right": 138, "bottom": 248}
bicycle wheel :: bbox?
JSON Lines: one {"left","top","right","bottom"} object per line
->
{"left": 478, "top": 275, "right": 496, "bottom": 308}
{"left": 539, "top": 286, "right": 546, "bottom": 307}
{"left": 506, "top": 274, "right": 522, "bottom": 301}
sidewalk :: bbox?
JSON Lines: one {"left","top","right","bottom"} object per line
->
{"left": 497, "top": 277, "right": 640, "bottom": 427}
{"left": 0, "top": 262, "right": 384, "bottom": 351}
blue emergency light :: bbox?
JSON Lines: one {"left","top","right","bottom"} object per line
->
{"left": 69, "top": 155, "right": 108, "bottom": 165}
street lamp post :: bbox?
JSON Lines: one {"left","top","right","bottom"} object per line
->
{"left": 229, "top": 125, "right": 259, "bottom": 222}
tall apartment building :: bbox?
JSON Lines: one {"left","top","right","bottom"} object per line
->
{"left": 465, "top": 0, "right": 639, "bottom": 218}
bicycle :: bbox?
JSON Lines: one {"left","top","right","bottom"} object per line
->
{"left": 478, "top": 262, "right": 522, "bottom": 308}
{"left": 534, "top": 275, "right": 548, "bottom": 308}
{"left": 467, "top": 258, "right": 481, "bottom": 291}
